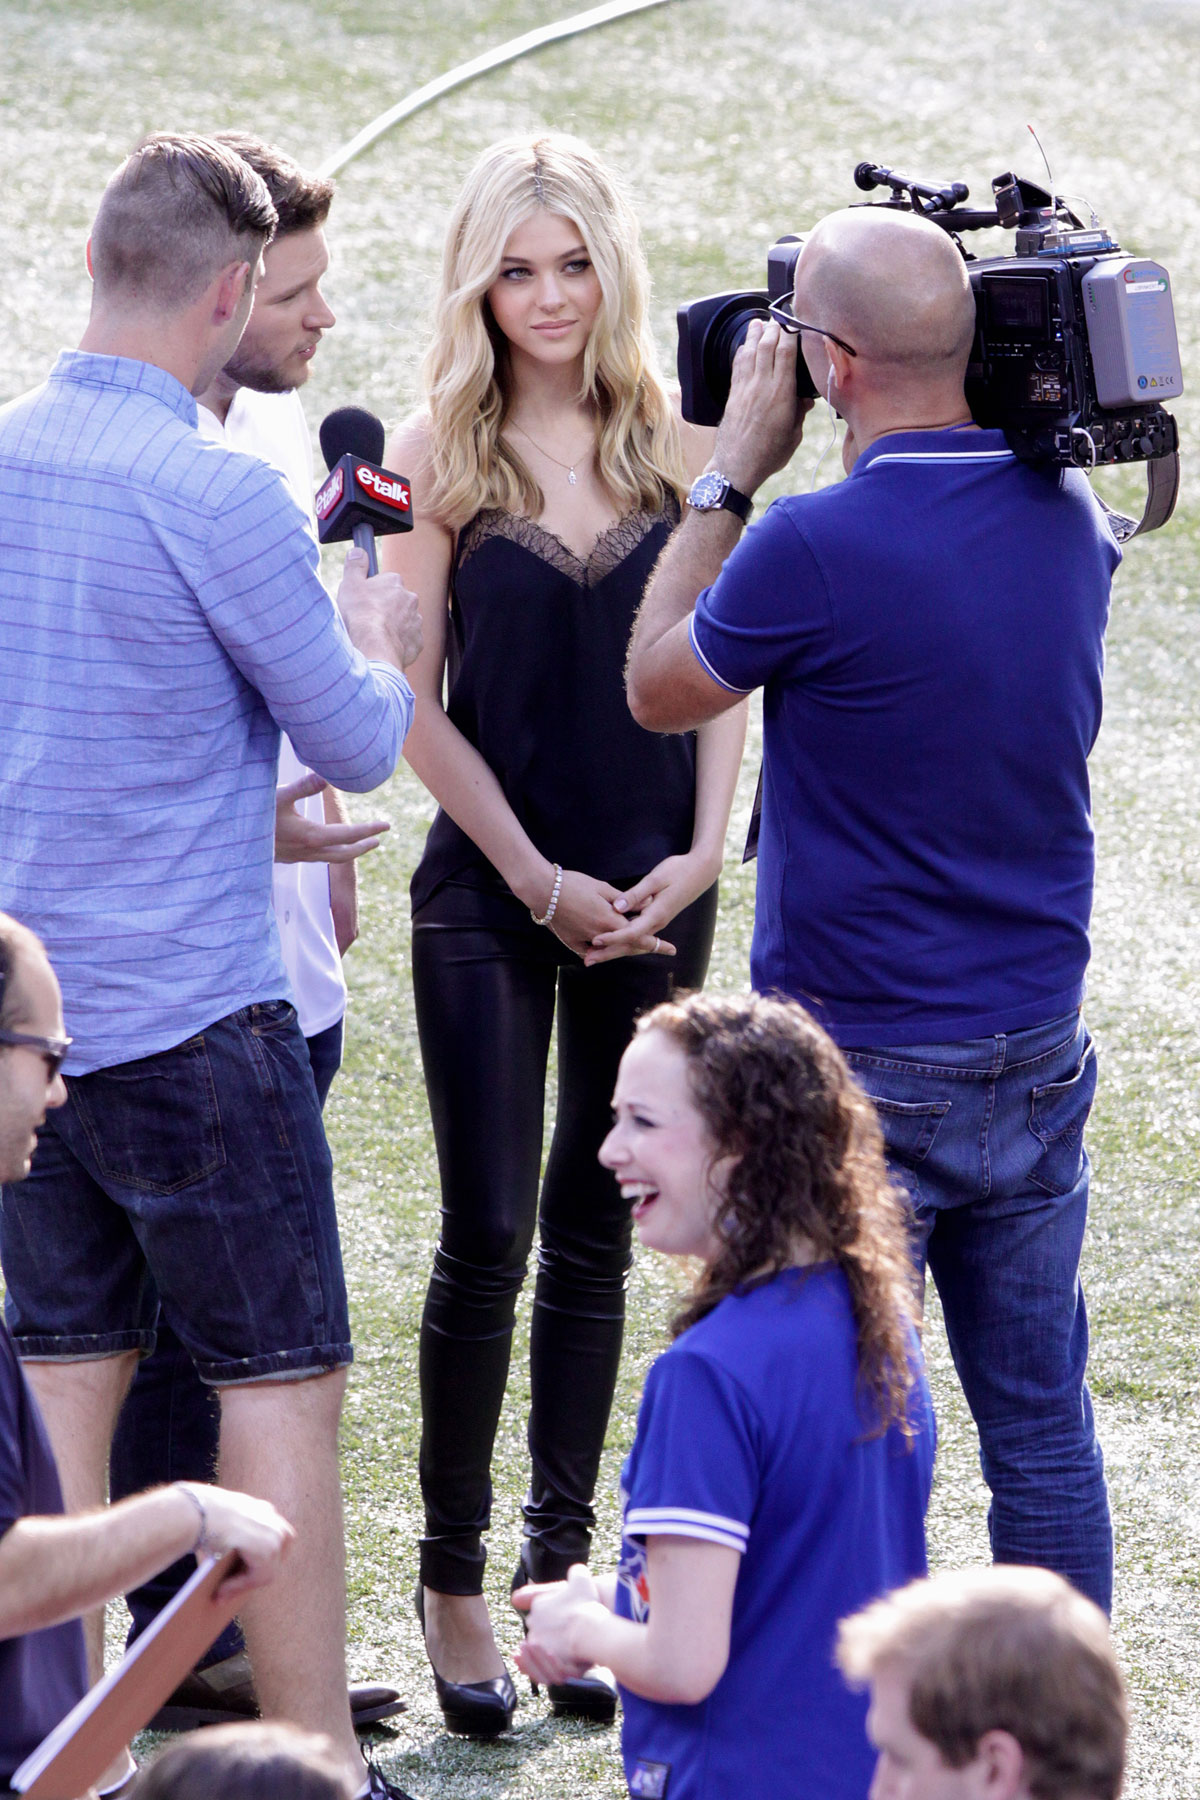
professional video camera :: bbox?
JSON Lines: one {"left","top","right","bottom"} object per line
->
{"left": 677, "top": 161, "right": 1183, "bottom": 537}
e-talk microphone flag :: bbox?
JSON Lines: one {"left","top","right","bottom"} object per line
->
{"left": 315, "top": 406, "right": 413, "bottom": 573}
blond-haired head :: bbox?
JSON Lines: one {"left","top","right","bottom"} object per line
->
{"left": 421, "top": 133, "right": 685, "bottom": 527}
{"left": 837, "top": 1566, "right": 1126, "bottom": 1800}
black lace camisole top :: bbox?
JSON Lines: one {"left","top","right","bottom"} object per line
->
{"left": 410, "top": 498, "right": 698, "bottom": 912}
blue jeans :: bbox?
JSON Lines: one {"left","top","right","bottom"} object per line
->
{"left": 107, "top": 1015, "right": 345, "bottom": 1660}
{"left": 1, "top": 1002, "right": 350, "bottom": 1379}
{"left": 842, "top": 1010, "right": 1113, "bottom": 1613}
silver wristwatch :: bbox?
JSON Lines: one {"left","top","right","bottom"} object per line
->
{"left": 688, "top": 471, "right": 754, "bottom": 522}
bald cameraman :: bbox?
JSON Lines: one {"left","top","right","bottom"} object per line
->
{"left": 626, "top": 207, "right": 1120, "bottom": 1611}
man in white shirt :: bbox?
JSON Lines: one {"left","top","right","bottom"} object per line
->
{"left": 108, "top": 133, "right": 400, "bottom": 1737}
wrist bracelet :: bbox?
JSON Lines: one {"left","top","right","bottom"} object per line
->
{"left": 175, "top": 1482, "right": 213, "bottom": 1556}
{"left": 530, "top": 863, "right": 564, "bottom": 928}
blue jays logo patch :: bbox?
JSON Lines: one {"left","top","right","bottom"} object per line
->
{"left": 618, "top": 1538, "right": 651, "bottom": 1624}
{"left": 629, "top": 1760, "right": 671, "bottom": 1798}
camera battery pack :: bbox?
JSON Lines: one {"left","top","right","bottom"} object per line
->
{"left": 1083, "top": 260, "right": 1183, "bottom": 409}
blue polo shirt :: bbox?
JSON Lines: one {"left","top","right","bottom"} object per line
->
{"left": 690, "top": 428, "right": 1120, "bottom": 1044}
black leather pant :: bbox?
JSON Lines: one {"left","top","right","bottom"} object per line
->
{"left": 412, "top": 877, "right": 717, "bottom": 1592}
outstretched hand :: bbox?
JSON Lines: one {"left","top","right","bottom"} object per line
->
{"left": 274, "top": 772, "right": 389, "bottom": 865}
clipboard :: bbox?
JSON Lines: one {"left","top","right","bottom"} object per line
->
{"left": 12, "top": 1549, "right": 242, "bottom": 1800}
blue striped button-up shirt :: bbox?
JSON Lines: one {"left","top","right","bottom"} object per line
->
{"left": 0, "top": 352, "right": 413, "bottom": 1073}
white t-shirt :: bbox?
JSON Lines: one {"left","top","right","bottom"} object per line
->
{"left": 196, "top": 388, "right": 347, "bottom": 1038}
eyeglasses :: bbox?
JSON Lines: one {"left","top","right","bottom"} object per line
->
{"left": 0, "top": 1028, "right": 72, "bottom": 1079}
{"left": 766, "top": 296, "right": 858, "bottom": 359}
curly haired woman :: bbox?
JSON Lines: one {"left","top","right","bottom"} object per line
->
{"left": 515, "top": 993, "right": 935, "bottom": 1799}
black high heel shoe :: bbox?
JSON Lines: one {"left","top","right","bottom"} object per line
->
{"left": 413, "top": 1585, "right": 517, "bottom": 1737}
{"left": 511, "top": 1555, "right": 618, "bottom": 1724}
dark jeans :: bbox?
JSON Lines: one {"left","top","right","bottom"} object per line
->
{"left": 108, "top": 1015, "right": 344, "bottom": 1658}
{"left": 413, "top": 879, "right": 717, "bottom": 1592}
{"left": 843, "top": 1009, "right": 1113, "bottom": 1612}
{"left": 2, "top": 1005, "right": 348, "bottom": 1376}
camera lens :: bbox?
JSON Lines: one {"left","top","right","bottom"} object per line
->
{"left": 703, "top": 301, "right": 818, "bottom": 413}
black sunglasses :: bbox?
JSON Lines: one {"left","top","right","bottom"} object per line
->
{"left": 767, "top": 296, "right": 859, "bottom": 359}
{"left": 0, "top": 1028, "right": 72, "bottom": 1078}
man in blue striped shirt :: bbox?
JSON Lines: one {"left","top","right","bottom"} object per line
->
{"left": 0, "top": 133, "right": 419, "bottom": 1800}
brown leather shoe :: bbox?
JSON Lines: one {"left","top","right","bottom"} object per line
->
{"left": 147, "top": 1650, "right": 407, "bottom": 1731}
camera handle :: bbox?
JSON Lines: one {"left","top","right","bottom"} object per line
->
{"left": 854, "top": 162, "right": 970, "bottom": 214}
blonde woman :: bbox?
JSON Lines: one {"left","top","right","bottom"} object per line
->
{"left": 382, "top": 134, "right": 745, "bottom": 1734}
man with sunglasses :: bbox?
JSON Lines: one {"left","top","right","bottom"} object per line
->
{"left": 626, "top": 205, "right": 1120, "bottom": 1617}
{"left": 0, "top": 912, "right": 294, "bottom": 1796}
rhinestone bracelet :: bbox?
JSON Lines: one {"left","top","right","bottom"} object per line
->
{"left": 530, "top": 863, "right": 564, "bottom": 928}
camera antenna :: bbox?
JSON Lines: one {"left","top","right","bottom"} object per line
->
{"left": 1026, "top": 123, "right": 1055, "bottom": 194}
{"left": 1025, "top": 125, "right": 1100, "bottom": 229}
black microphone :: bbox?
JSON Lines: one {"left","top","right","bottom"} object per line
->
{"left": 315, "top": 406, "right": 413, "bottom": 574}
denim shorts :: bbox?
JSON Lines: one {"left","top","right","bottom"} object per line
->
{"left": 0, "top": 1000, "right": 352, "bottom": 1384}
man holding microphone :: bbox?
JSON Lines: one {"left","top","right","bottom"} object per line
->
{"left": 0, "top": 133, "right": 419, "bottom": 1798}
{"left": 107, "top": 131, "right": 405, "bottom": 1736}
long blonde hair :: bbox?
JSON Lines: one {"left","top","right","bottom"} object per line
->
{"left": 422, "top": 133, "right": 687, "bottom": 529}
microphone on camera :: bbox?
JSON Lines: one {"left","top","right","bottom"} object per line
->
{"left": 315, "top": 406, "right": 413, "bottom": 574}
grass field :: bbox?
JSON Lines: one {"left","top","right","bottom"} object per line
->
{"left": 3, "top": 0, "right": 1199, "bottom": 1793}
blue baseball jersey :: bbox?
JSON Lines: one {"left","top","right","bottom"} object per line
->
{"left": 690, "top": 428, "right": 1120, "bottom": 1045}
{"left": 615, "top": 1266, "right": 934, "bottom": 1800}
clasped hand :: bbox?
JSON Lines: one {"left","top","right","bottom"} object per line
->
{"left": 544, "top": 851, "right": 715, "bottom": 965}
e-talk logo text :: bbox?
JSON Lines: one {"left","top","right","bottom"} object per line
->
{"left": 355, "top": 465, "right": 411, "bottom": 511}
{"left": 314, "top": 465, "right": 344, "bottom": 520}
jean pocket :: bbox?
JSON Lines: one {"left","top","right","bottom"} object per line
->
{"left": 1027, "top": 1043, "right": 1097, "bottom": 1196}
{"left": 246, "top": 998, "right": 297, "bottom": 1036}
{"left": 869, "top": 1096, "right": 951, "bottom": 1164}
{"left": 72, "top": 1036, "right": 227, "bottom": 1195}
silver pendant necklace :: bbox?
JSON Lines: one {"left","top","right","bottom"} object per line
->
{"left": 509, "top": 420, "right": 592, "bottom": 486}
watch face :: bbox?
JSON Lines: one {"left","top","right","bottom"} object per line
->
{"left": 689, "top": 472, "right": 727, "bottom": 510}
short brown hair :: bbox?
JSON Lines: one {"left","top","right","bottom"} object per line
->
{"left": 837, "top": 1567, "right": 1127, "bottom": 1800}
{"left": 130, "top": 1721, "right": 350, "bottom": 1800}
{"left": 212, "top": 133, "right": 334, "bottom": 237}
{"left": 90, "top": 132, "right": 277, "bottom": 311}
